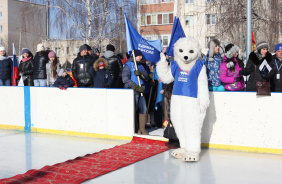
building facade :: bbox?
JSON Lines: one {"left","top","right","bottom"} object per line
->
{"left": 0, "top": 0, "right": 47, "bottom": 55}
{"left": 138, "top": 0, "right": 282, "bottom": 54}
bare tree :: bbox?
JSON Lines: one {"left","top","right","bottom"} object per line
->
{"left": 208, "top": 0, "right": 282, "bottom": 51}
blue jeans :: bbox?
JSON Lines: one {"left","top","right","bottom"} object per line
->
{"left": 0, "top": 79, "right": 11, "bottom": 86}
{"left": 34, "top": 79, "right": 47, "bottom": 87}
{"left": 134, "top": 93, "right": 147, "bottom": 114}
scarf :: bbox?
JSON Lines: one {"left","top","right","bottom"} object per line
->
{"left": 22, "top": 56, "right": 32, "bottom": 62}
{"left": 254, "top": 50, "right": 264, "bottom": 61}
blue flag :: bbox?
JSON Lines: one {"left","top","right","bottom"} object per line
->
{"left": 153, "top": 68, "right": 163, "bottom": 110}
{"left": 165, "top": 17, "right": 186, "bottom": 57}
{"left": 124, "top": 13, "right": 161, "bottom": 63}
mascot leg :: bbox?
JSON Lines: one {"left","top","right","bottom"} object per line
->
{"left": 170, "top": 95, "right": 186, "bottom": 159}
{"left": 182, "top": 100, "right": 204, "bottom": 162}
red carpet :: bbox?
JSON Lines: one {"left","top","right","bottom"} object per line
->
{"left": 0, "top": 137, "right": 172, "bottom": 184}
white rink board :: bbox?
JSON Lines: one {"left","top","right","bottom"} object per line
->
{"left": 202, "top": 91, "right": 282, "bottom": 149}
{"left": 0, "top": 87, "right": 25, "bottom": 126}
{"left": 29, "top": 87, "right": 134, "bottom": 137}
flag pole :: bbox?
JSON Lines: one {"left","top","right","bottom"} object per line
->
{"left": 132, "top": 50, "right": 143, "bottom": 96}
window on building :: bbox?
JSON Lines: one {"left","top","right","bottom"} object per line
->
{"left": 185, "top": 15, "right": 194, "bottom": 26}
{"left": 147, "top": 15, "right": 151, "bottom": 25}
{"left": 206, "top": 14, "right": 216, "bottom": 25}
{"left": 163, "top": 14, "right": 169, "bottom": 24}
{"left": 0, "top": 12, "right": 2, "bottom": 19}
{"left": 206, "top": 0, "right": 215, "bottom": 2}
{"left": 0, "top": 25, "right": 2, "bottom": 33}
{"left": 163, "top": 36, "right": 169, "bottom": 46}
{"left": 55, "top": 47, "right": 61, "bottom": 56}
{"left": 141, "top": 15, "right": 146, "bottom": 26}
{"left": 152, "top": 15, "right": 157, "bottom": 25}
{"left": 185, "top": 0, "right": 193, "bottom": 4}
{"left": 145, "top": 36, "right": 151, "bottom": 40}
{"left": 206, "top": 36, "right": 215, "bottom": 48}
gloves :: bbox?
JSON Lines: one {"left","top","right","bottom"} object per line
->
{"left": 150, "top": 80, "right": 155, "bottom": 87}
{"left": 59, "top": 86, "right": 62, "bottom": 89}
{"left": 132, "top": 84, "right": 145, "bottom": 93}
{"left": 64, "top": 85, "right": 68, "bottom": 89}
{"left": 134, "top": 70, "right": 141, "bottom": 76}
{"left": 239, "top": 70, "right": 244, "bottom": 76}
{"left": 134, "top": 70, "right": 145, "bottom": 80}
{"left": 235, "top": 76, "right": 243, "bottom": 82}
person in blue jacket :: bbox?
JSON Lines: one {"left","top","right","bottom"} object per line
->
{"left": 54, "top": 71, "right": 75, "bottom": 90}
{"left": 122, "top": 49, "right": 149, "bottom": 135}
{"left": 89, "top": 58, "right": 113, "bottom": 88}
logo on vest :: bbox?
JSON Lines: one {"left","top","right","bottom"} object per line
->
{"left": 178, "top": 70, "right": 189, "bottom": 82}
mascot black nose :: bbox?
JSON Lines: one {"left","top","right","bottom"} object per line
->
{"left": 184, "top": 56, "right": 188, "bottom": 60}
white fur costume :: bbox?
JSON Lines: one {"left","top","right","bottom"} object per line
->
{"left": 157, "top": 37, "right": 209, "bottom": 162}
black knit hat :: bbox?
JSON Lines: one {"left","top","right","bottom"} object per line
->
{"left": 84, "top": 44, "right": 92, "bottom": 51}
{"left": 79, "top": 45, "right": 88, "bottom": 53}
{"left": 134, "top": 50, "right": 142, "bottom": 57}
{"left": 106, "top": 44, "right": 115, "bottom": 52}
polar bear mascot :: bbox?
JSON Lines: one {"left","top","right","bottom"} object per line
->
{"left": 156, "top": 37, "right": 209, "bottom": 162}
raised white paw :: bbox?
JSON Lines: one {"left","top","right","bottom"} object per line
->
{"left": 182, "top": 152, "right": 199, "bottom": 162}
{"left": 171, "top": 148, "right": 186, "bottom": 159}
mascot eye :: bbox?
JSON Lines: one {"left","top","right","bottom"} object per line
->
{"left": 179, "top": 49, "right": 183, "bottom": 53}
{"left": 189, "top": 50, "right": 194, "bottom": 53}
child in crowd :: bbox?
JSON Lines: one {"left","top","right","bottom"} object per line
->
{"left": 219, "top": 44, "right": 245, "bottom": 91}
{"left": 46, "top": 51, "right": 63, "bottom": 87}
{"left": 203, "top": 39, "right": 225, "bottom": 91}
{"left": 54, "top": 70, "right": 75, "bottom": 90}
{"left": 88, "top": 58, "right": 113, "bottom": 88}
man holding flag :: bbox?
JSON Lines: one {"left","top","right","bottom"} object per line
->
{"left": 122, "top": 50, "right": 149, "bottom": 135}
{"left": 0, "top": 46, "right": 13, "bottom": 86}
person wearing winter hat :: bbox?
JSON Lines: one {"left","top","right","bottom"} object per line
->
{"left": 102, "top": 44, "right": 123, "bottom": 88}
{"left": 72, "top": 44, "right": 95, "bottom": 87}
{"left": 219, "top": 44, "right": 245, "bottom": 91}
{"left": 122, "top": 49, "right": 149, "bottom": 135}
{"left": 88, "top": 58, "right": 113, "bottom": 88}
{"left": 271, "top": 43, "right": 282, "bottom": 91}
{"left": 92, "top": 47, "right": 100, "bottom": 61}
{"left": 84, "top": 44, "right": 92, "bottom": 55}
{"left": 0, "top": 46, "right": 12, "bottom": 86}
{"left": 19, "top": 48, "right": 34, "bottom": 86}
{"left": 239, "top": 41, "right": 275, "bottom": 91}
{"left": 203, "top": 39, "right": 225, "bottom": 91}
{"left": 46, "top": 50, "right": 63, "bottom": 87}
{"left": 33, "top": 44, "right": 49, "bottom": 86}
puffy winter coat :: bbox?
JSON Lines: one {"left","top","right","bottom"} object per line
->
{"left": 219, "top": 56, "right": 244, "bottom": 91}
{"left": 88, "top": 58, "right": 113, "bottom": 88}
{"left": 0, "top": 55, "right": 13, "bottom": 80}
{"left": 270, "top": 55, "right": 282, "bottom": 92}
{"left": 19, "top": 57, "right": 34, "bottom": 86}
{"left": 241, "top": 51, "right": 275, "bottom": 91}
{"left": 33, "top": 51, "right": 49, "bottom": 79}
{"left": 103, "top": 51, "right": 123, "bottom": 88}
{"left": 72, "top": 53, "right": 94, "bottom": 86}
{"left": 54, "top": 74, "right": 75, "bottom": 88}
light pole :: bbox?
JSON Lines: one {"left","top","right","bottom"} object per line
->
{"left": 246, "top": 0, "right": 252, "bottom": 62}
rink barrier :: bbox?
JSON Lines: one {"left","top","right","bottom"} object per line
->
{"left": 0, "top": 87, "right": 282, "bottom": 154}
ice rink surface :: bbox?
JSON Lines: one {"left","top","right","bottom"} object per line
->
{"left": 1, "top": 129, "right": 282, "bottom": 184}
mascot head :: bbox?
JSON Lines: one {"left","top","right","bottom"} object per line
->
{"left": 174, "top": 37, "right": 202, "bottom": 71}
